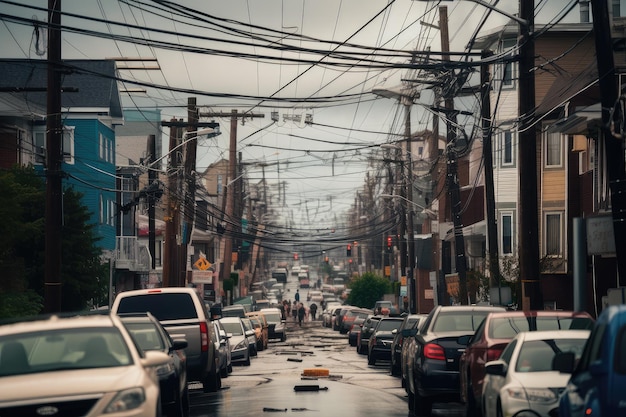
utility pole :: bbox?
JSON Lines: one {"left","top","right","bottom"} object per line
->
{"left": 518, "top": 1, "right": 542, "bottom": 310}
{"left": 180, "top": 97, "right": 199, "bottom": 287}
{"left": 44, "top": 0, "right": 63, "bottom": 313}
{"left": 148, "top": 134, "right": 156, "bottom": 270}
{"left": 163, "top": 119, "right": 182, "bottom": 287}
{"left": 440, "top": 6, "right": 469, "bottom": 305}
{"left": 199, "top": 110, "right": 264, "bottom": 302}
{"left": 591, "top": 0, "right": 626, "bottom": 286}
{"left": 481, "top": 50, "right": 503, "bottom": 303}
{"left": 403, "top": 101, "right": 416, "bottom": 314}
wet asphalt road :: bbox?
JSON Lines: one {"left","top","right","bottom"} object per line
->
{"left": 186, "top": 303, "right": 465, "bottom": 416}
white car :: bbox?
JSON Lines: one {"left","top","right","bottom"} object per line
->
{"left": 0, "top": 313, "right": 170, "bottom": 416}
{"left": 482, "top": 329, "right": 590, "bottom": 417}
{"left": 218, "top": 317, "right": 252, "bottom": 366}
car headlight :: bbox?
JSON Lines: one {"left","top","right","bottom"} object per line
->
{"left": 155, "top": 362, "right": 175, "bottom": 377}
{"left": 234, "top": 340, "right": 247, "bottom": 350}
{"left": 505, "top": 387, "right": 557, "bottom": 403}
{"left": 104, "top": 387, "right": 146, "bottom": 413}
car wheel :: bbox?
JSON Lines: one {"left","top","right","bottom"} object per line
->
{"left": 414, "top": 388, "right": 432, "bottom": 416}
{"left": 166, "top": 386, "right": 185, "bottom": 417}
{"left": 281, "top": 333, "right": 286, "bottom": 342}
{"left": 251, "top": 346, "right": 258, "bottom": 357}
{"left": 243, "top": 353, "right": 251, "bottom": 366}
{"left": 203, "top": 359, "right": 220, "bottom": 393}
{"left": 367, "top": 353, "right": 375, "bottom": 366}
{"left": 465, "top": 379, "right": 480, "bottom": 417}
{"left": 496, "top": 399, "right": 504, "bottom": 417}
{"left": 220, "top": 362, "right": 228, "bottom": 378}
{"left": 181, "top": 385, "right": 190, "bottom": 417}
{"left": 408, "top": 389, "right": 415, "bottom": 412}
{"left": 390, "top": 357, "right": 400, "bottom": 376}
{"left": 227, "top": 363, "right": 233, "bottom": 374}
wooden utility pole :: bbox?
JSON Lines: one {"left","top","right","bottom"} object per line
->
{"left": 440, "top": 6, "right": 469, "bottom": 305}
{"left": 44, "top": 0, "right": 63, "bottom": 313}
{"left": 199, "top": 110, "right": 264, "bottom": 302}
{"left": 481, "top": 50, "right": 503, "bottom": 303}
{"left": 518, "top": 0, "right": 542, "bottom": 310}
{"left": 148, "top": 134, "right": 156, "bottom": 270}
{"left": 591, "top": 0, "right": 626, "bottom": 286}
{"left": 162, "top": 119, "right": 182, "bottom": 287}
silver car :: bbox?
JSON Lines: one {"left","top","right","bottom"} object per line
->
{"left": 482, "top": 329, "right": 590, "bottom": 417}
{"left": 219, "top": 317, "right": 252, "bottom": 366}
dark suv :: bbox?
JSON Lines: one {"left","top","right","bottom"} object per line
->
{"left": 406, "top": 305, "right": 505, "bottom": 416}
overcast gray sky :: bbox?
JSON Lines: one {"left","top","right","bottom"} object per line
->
{"left": 0, "top": 0, "right": 588, "bottom": 230}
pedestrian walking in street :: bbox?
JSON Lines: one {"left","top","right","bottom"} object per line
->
{"left": 297, "top": 303, "right": 306, "bottom": 326}
{"left": 293, "top": 302, "right": 298, "bottom": 321}
{"left": 294, "top": 289, "right": 300, "bottom": 302}
{"left": 309, "top": 303, "right": 318, "bottom": 321}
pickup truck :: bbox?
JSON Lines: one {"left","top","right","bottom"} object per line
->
{"left": 111, "top": 287, "right": 222, "bottom": 393}
{"left": 558, "top": 304, "right": 626, "bottom": 417}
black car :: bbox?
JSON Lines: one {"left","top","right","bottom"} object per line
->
{"left": 406, "top": 305, "right": 505, "bottom": 416}
{"left": 367, "top": 316, "right": 405, "bottom": 365}
{"left": 390, "top": 313, "right": 427, "bottom": 376}
{"left": 348, "top": 314, "right": 370, "bottom": 346}
{"left": 357, "top": 315, "right": 381, "bottom": 354}
{"left": 119, "top": 312, "right": 190, "bottom": 417}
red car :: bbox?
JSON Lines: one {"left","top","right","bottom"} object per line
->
{"left": 459, "top": 310, "right": 594, "bottom": 417}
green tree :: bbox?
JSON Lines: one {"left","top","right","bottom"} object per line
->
{"left": 346, "top": 272, "right": 391, "bottom": 308}
{"left": 0, "top": 166, "right": 108, "bottom": 319}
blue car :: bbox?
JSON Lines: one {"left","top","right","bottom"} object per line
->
{"left": 558, "top": 304, "right": 626, "bottom": 417}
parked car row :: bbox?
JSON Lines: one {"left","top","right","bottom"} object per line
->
{"left": 394, "top": 305, "right": 596, "bottom": 417}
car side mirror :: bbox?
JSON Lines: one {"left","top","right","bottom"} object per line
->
{"left": 392, "top": 329, "right": 397, "bottom": 335}
{"left": 457, "top": 335, "right": 472, "bottom": 346}
{"left": 552, "top": 351, "right": 576, "bottom": 373}
{"left": 245, "top": 330, "right": 255, "bottom": 337}
{"left": 171, "top": 339, "right": 188, "bottom": 351}
{"left": 484, "top": 360, "right": 507, "bottom": 377}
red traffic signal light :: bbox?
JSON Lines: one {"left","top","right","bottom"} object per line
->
{"left": 387, "top": 236, "right": 392, "bottom": 253}
{"left": 294, "top": 253, "right": 298, "bottom": 260}
{"left": 346, "top": 244, "right": 352, "bottom": 257}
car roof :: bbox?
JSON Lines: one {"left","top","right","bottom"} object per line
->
{"left": 514, "top": 329, "right": 591, "bottom": 342}
{"left": 0, "top": 313, "right": 118, "bottom": 336}
{"left": 485, "top": 310, "right": 592, "bottom": 320}
{"left": 219, "top": 316, "right": 243, "bottom": 323}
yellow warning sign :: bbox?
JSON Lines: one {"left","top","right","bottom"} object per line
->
{"left": 194, "top": 257, "right": 211, "bottom": 271}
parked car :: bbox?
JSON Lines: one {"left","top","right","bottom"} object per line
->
{"left": 357, "top": 315, "right": 382, "bottom": 354}
{"left": 334, "top": 306, "right": 355, "bottom": 331}
{"left": 0, "top": 313, "right": 170, "bottom": 417}
{"left": 558, "top": 304, "right": 626, "bottom": 417}
{"left": 348, "top": 314, "right": 370, "bottom": 347}
{"left": 368, "top": 316, "right": 405, "bottom": 365}
{"left": 322, "top": 304, "right": 342, "bottom": 328}
{"left": 390, "top": 313, "right": 427, "bottom": 377}
{"left": 339, "top": 308, "right": 372, "bottom": 334}
{"left": 212, "top": 320, "right": 232, "bottom": 378}
{"left": 482, "top": 330, "right": 590, "bottom": 417}
{"left": 459, "top": 310, "right": 594, "bottom": 417}
{"left": 406, "top": 305, "right": 505, "bottom": 416}
{"left": 221, "top": 304, "right": 247, "bottom": 319}
{"left": 246, "top": 312, "right": 269, "bottom": 351}
{"left": 219, "top": 317, "right": 252, "bottom": 366}
{"left": 119, "top": 312, "right": 189, "bottom": 417}
{"left": 111, "top": 287, "right": 222, "bottom": 392}
{"left": 241, "top": 317, "right": 258, "bottom": 357}
{"left": 259, "top": 308, "right": 286, "bottom": 341}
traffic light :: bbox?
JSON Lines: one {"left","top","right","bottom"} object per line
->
{"left": 294, "top": 253, "right": 298, "bottom": 260}
{"left": 387, "top": 236, "right": 392, "bottom": 253}
{"left": 346, "top": 244, "right": 352, "bottom": 257}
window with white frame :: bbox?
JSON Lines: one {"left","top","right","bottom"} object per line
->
{"left": 501, "top": 211, "right": 513, "bottom": 255}
{"left": 544, "top": 212, "right": 563, "bottom": 257}
{"left": 501, "top": 130, "right": 514, "bottom": 166}
{"left": 501, "top": 39, "right": 516, "bottom": 89}
{"left": 33, "top": 126, "right": 75, "bottom": 164}
{"left": 545, "top": 131, "right": 562, "bottom": 168}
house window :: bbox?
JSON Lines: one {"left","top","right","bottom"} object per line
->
{"left": 501, "top": 39, "right": 516, "bottom": 89}
{"left": 99, "top": 194, "right": 105, "bottom": 224}
{"left": 545, "top": 131, "right": 562, "bottom": 167}
{"left": 545, "top": 212, "right": 563, "bottom": 257}
{"left": 34, "top": 126, "right": 74, "bottom": 164}
{"left": 501, "top": 212, "right": 513, "bottom": 255}
{"left": 502, "top": 131, "right": 513, "bottom": 166}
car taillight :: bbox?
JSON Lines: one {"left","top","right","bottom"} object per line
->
{"left": 424, "top": 343, "right": 446, "bottom": 361}
{"left": 487, "top": 347, "right": 503, "bottom": 362}
{"left": 200, "top": 321, "right": 208, "bottom": 352}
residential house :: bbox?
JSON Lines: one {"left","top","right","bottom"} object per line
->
{"left": 0, "top": 59, "right": 122, "bottom": 254}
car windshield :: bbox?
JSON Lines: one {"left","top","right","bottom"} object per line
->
{"left": 377, "top": 320, "right": 403, "bottom": 331}
{"left": 515, "top": 338, "right": 587, "bottom": 373}
{"left": 432, "top": 312, "right": 490, "bottom": 332}
{"left": 0, "top": 327, "right": 133, "bottom": 377}
{"left": 490, "top": 316, "right": 595, "bottom": 339}
{"left": 123, "top": 322, "right": 166, "bottom": 351}
{"left": 263, "top": 312, "right": 281, "bottom": 322}
{"left": 221, "top": 322, "right": 244, "bottom": 335}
